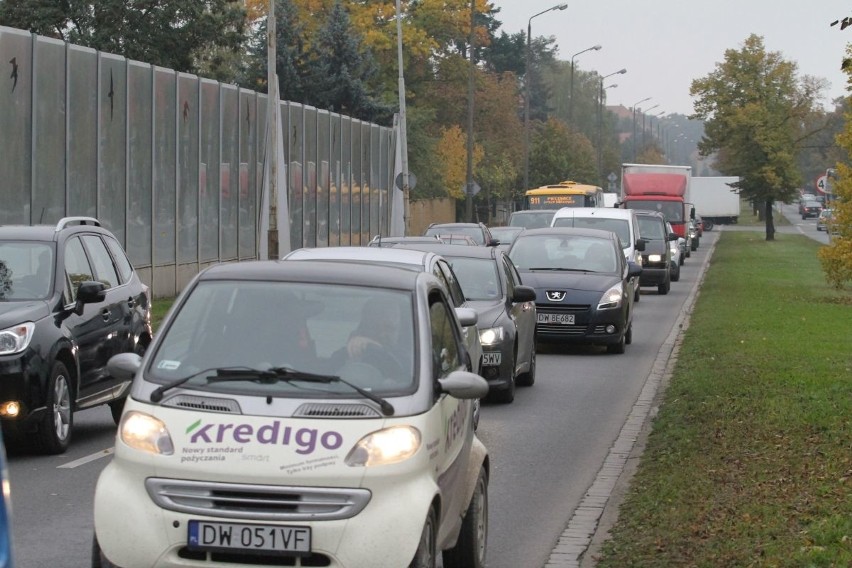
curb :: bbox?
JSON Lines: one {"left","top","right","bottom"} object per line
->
{"left": 543, "top": 231, "right": 719, "bottom": 568}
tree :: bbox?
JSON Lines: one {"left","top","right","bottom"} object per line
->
{"left": 306, "top": 1, "right": 389, "bottom": 121}
{"left": 818, "top": 45, "right": 852, "bottom": 289}
{"left": 242, "top": 0, "right": 306, "bottom": 102}
{"left": 690, "top": 34, "right": 824, "bottom": 240}
{"left": 529, "top": 118, "right": 596, "bottom": 189}
{"left": 436, "top": 125, "right": 483, "bottom": 200}
{"left": 0, "top": 0, "right": 246, "bottom": 75}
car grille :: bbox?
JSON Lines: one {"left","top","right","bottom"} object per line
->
{"left": 537, "top": 304, "right": 590, "bottom": 336}
{"left": 163, "top": 395, "right": 242, "bottom": 414}
{"left": 177, "top": 548, "right": 331, "bottom": 566}
{"left": 294, "top": 403, "right": 380, "bottom": 418}
{"left": 146, "top": 478, "right": 371, "bottom": 521}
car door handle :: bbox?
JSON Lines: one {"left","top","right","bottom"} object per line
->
{"left": 127, "top": 296, "right": 135, "bottom": 309}
{"left": 101, "top": 308, "right": 111, "bottom": 322}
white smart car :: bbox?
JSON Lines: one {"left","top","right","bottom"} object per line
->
{"left": 93, "top": 260, "right": 490, "bottom": 568}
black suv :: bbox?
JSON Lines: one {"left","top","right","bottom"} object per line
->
{"left": 424, "top": 222, "right": 498, "bottom": 246}
{"left": 634, "top": 211, "right": 675, "bottom": 296}
{"left": 0, "top": 217, "right": 151, "bottom": 453}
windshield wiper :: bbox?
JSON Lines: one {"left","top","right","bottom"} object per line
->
{"left": 529, "top": 267, "right": 589, "bottom": 272}
{"left": 152, "top": 366, "right": 394, "bottom": 416}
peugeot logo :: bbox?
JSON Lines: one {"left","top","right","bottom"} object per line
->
{"left": 546, "top": 291, "right": 566, "bottom": 301}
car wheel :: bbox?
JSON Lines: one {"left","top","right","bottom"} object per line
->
{"left": 92, "top": 534, "right": 118, "bottom": 568}
{"left": 516, "top": 342, "right": 536, "bottom": 387}
{"left": 35, "top": 361, "right": 73, "bottom": 454}
{"left": 625, "top": 322, "right": 633, "bottom": 345}
{"left": 108, "top": 397, "right": 126, "bottom": 425}
{"left": 409, "top": 507, "right": 437, "bottom": 568}
{"left": 658, "top": 277, "right": 670, "bottom": 295}
{"left": 606, "top": 334, "right": 626, "bottom": 354}
{"left": 492, "top": 372, "right": 515, "bottom": 404}
{"left": 633, "top": 282, "right": 640, "bottom": 302}
{"left": 691, "top": 239, "right": 699, "bottom": 251}
{"left": 685, "top": 248, "right": 691, "bottom": 258}
{"left": 670, "top": 262, "right": 680, "bottom": 282}
{"left": 443, "top": 467, "right": 488, "bottom": 568}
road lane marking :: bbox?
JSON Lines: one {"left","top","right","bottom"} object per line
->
{"left": 58, "top": 447, "right": 114, "bottom": 469}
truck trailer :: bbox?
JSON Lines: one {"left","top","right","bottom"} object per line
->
{"left": 690, "top": 176, "right": 740, "bottom": 225}
{"left": 619, "top": 164, "right": 693, "bottom": 240}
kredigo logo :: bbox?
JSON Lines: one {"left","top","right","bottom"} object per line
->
{"left": 186, "top": 419, "right": 344, "bottom": 455}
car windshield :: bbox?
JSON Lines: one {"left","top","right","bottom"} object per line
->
{"left": 507, "top": 211, "right": 555, "bottom": 229}
{"left": 425, "top": 226, "right": 484, "bottom": 245}
{"left": 625, "top": 200, "right": 684, "bottom": 222}
{"left": 0, "top": 242, "right": 54, "bottom": 301}
{"left": 637, "top": 216, "right": 666, "bottom": 240}
{"left": 444, "top": 257, "right": 502, "bottom": 301}
{"left": 553, "top": 217, "right": 630, "bottom": 247}
{"left": 148, "top": 281, "right": 416, "bottom": 398}
{"left": 509, "top": 235, "right": 618, "bottom": 273}
{"left": 489, "top": 227, "right": 523, "bottom": 245}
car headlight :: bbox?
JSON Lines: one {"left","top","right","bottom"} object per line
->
{"left": 648, "top": 254, "right": 663, "bottom": 263}
{"left": 478, "top": 327, "right": 504, "bottom": 346}
{"left": 0, "top": 322, "right": 35, "bottom": 355}
{"left": 345, "top": 426, "right": 421, "bottom": 467}
{"left": 119, "top": 411, "right": 174, "bottom": 455}
{"left": 597, "top": 283, "right": 623, "bottom": 310}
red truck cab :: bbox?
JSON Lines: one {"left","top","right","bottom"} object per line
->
{"left": 619, "top": 164, "right": 693, "bottom": 241}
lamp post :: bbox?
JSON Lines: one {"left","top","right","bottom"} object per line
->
{"left": 641, "top": 103, "right": 659, "bottom": 150}
{"left": 568, "top": 44, "right": 602, "bottom": 129}
{"left": 395, "top": 0, "right": 410, "bottom": 234}
{"left": 524, "top": 3, "right": 568, "bottom": 195}
{"left": 631, "top": 97, "right": 651, "bottom": 162}
{"left": 597, "top": 68, "right": 626, "bottom": 185}
{"left": 266, "top": 0, "right": 279, "bottom": 259}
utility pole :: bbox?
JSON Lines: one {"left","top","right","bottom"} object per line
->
{"left": 465, "top": 0, "right": 475, "bottom": 222}
{"left": 395, "top": 0, "right": 410, "bottom": 234}
{"left": 266, "top": 0, "right": 279, "bottom": 259}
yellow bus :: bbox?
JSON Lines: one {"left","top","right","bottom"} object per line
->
{"left": 524, "top": 181, "right": 604, "bottom": 210}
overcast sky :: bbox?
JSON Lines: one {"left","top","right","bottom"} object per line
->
{"left": 493, "top": 0, "right": 851, "bottom": 117}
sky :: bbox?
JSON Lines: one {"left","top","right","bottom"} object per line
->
{"left": 493, "top": 0, "right": 851, "bottom": 117}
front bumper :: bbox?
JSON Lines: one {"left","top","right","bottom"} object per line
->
{"left": 534, "top": 304, "right": 626, "bottom": 346}
{"left": 0, "top": 350, "right": 48, "bottom": 429}
{"left": 94, "top": 456, "right": 439, "bottom": 568}
{"left": 639, "top": 265, "right": 668, "bottom": 286}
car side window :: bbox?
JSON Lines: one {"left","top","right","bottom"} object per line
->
{"left": 104, "top": 235, "right": 134, "bottom": 283}
{"left": 436, "top": 260, "right": 465, "bottom": 307}
{"left": 82, "top": 235, "right": 119, "bottom": 289}
{"left": 501, "top": 257, "right": 516, "bottom": 300}
{"left": 429, "top": 292, "right": 462, "bottom": 381}
{"left": 64, "top": 237, "right": 94, "bottom": 303}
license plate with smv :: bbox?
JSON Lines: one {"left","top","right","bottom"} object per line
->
{"left": 188, "top": 520, "right": 311, "bottom": 554}
{"left": 482, "top": 352, "right": 502, "bottom": 365}
{"left": 538, "top": 313, "right": 575, "bottom": 325}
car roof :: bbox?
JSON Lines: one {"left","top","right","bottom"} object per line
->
{"left": 199, "top": 259, "right": 424, "bottom": 291}
{"left": 551, "top": 207, "right": 636, "bottom": 221}
{"left": 394, "top": 242, "right": 498, "bottom": 260}
{"left": 0, "top": 217, "right": 109, "bottom": 242}
{"left": 516, "top": 227, "right": 619, "bottom": 241}
{"left": 283, "top": 246, "right": 435, "bottom": 269}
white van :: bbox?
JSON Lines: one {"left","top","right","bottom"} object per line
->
{"left": 550, "top": 207, "right": 646, "bottom": 301}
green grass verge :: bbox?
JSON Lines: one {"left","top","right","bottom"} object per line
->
{"left": 151, "top": 298, "right": 174, "bottom": 333}
{"left": 596, "top": 231, "right": 851, "bottom": 567}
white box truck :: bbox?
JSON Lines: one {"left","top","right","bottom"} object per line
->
{"left": 690, "top": 176, "right": 740, "bottom": 226}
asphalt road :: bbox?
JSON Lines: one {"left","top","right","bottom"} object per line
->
{"left": 6, "top": 233, "right": 718, "bottom": 567}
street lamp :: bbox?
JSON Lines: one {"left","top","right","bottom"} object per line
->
{"left": 524, "top": 3, "right": 568, "bottom": 195}
{"left": 568, "top": 44, "right": 602, "bottom": 129}
{"left": 631, "top": 97, "right": 651, "bottom": 161}
{"left": 641, "top": 103, "right": 659, "bottom": 150}
{"left": 597, "top": 68, "right": 626, "bottom": 185}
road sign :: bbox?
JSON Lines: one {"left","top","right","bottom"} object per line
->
{"left": 816, "top": 175, "right": 830, "bottom": 194}
{"left": 395, "top": 172, "right": 417, "bottom": 190}
{"left": 607, "top": 172, "right": 617, "bottom": 182}
{"left": 463, "top": 181, "right": 481, "bottom": 196}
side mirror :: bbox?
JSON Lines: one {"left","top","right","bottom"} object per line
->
{"left": 438, "top": 370, "right": 489, "bottom": 399}
{"left": 668, "top": 232, "right": 679, "bottom": 241}
{"left": 512, "top": 285, "right": 536, "bottom": 303}
{"left": 107, "top": 352, "right": 143, "bottom": 382}
{"left": 75, "top": 281, "right": 107, "bottom": 315}
{"left": 635, "top": 238, "right": 647, "bottom": 252}
{"left": 627, "top": 261, "right": 643, "bottom": 279}
{"left": 454, "top": 307, "right": 478, "bottom": 327}
{"left": 487, "top": 239, "right": 500, "bottom": 247}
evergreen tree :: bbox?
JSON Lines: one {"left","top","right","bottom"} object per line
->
{"left": 242, "top": 0, "right": 305, "bottom": 102}
{"left": 306, "top": 1, "right": 388, "bottom": 122}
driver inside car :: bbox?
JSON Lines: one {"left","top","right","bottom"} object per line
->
{"left": 330, "top": 297, "right": 407, "bottom": 379}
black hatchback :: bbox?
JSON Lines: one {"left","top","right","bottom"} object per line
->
{"left": 0, "top": 217, "right": 151, "bottom": 453}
